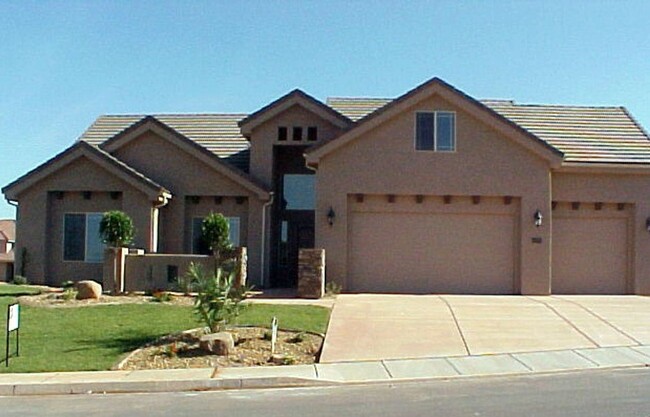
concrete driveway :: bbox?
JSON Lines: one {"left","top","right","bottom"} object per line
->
{"left": 319, "top": 294, "right": 650, "bottom": 363}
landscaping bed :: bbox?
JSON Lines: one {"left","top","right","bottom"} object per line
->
{"left": 116, "top": 326, "right": 323, "bottom": 370}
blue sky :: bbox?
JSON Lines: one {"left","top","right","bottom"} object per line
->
{"left": 2, "top": 0, "right": 649, "bottom": 219}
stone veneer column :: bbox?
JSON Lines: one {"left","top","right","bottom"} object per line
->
{"left": 297, "top": 249, "right": 325, "bottom": 299}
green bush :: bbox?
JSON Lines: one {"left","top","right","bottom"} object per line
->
{"left": 12, "top": 275, "right": 28, "bottom": 285}
{"left": 61, "top": 280, "right": 75, "bottom": 289}
{"left": 186, "top": 262, "right": 248, "bottom": 332}
{"left": 201, "top": 212, "right": 231, "bottom": 261}
{"left": 99, "top": 211, "right": 135, "bottom": 247}
{"left": 61, "top": 288, "right": 77, "bottom": 301}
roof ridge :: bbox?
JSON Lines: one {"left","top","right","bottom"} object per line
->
{"left": 97, "top": 113, "right": 249, "bottom": 117}
{"left": 484, "top": 101, "right": 623, "bottom": 109}
{"left": 619, "top": 106, "right": 650, "bottom": 141}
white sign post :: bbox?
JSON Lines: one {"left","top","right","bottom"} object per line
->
{"left": 5, "top": 303, "right": 20, "bottom": 367}
{"left": 270, "top": 316, "right": 278, "bottom": 355}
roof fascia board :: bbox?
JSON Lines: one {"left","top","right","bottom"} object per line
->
{"left": 3, "top": 143, "right": 166, "bottom": 201}
{"left": 555, "top": 162, "right": 650, "bottom": 175}
{"left": 306, "top": 79, "right": 564, "bottom": 167}
{"left": 101, "top": 118, "right": 270, "bottom": 199}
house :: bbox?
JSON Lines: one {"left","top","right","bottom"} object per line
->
{"left": 4, "top": 77, "right": 650, "bottom": 295}
{"left": 0, "top": 219, "right": 15, "bottom": 281}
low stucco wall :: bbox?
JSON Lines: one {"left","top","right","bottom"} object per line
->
{"left": 123, "top": 254, "right": 215, "bottom": 292}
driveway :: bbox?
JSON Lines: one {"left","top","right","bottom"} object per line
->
{"left": 319, "top": 294, "right": 650, "bottom": 363}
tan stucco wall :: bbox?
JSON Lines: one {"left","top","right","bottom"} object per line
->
{"left": 314, "top": 94, "right": 553, "bottom": 294}
{"left": 552, "top": 172, "right": 650, "bottom": 294}
{"left": 14, "top": 156, "right": 154, "bottom": 285}
{"left": 112, "top": 131, "right": 265, "bottom": 286}
{"left": 248, "top": 104, "right": 345, "bottom": 188}
{"left": 123, "top": 254, "right": 215, "bottom": 292}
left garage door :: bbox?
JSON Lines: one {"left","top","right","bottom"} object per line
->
{"left": 348, "top": 195, "right": 518, "bottom": 294}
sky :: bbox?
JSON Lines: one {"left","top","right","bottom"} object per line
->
{"left": 1, "top": 0, "right": 650, "bottom": 219}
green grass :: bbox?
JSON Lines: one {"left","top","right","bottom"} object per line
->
{"left": 0, "top": 287, "right": 330, "bottom": 373}
{"left": 0, "top": 284, "right": 43, "bottom": 297}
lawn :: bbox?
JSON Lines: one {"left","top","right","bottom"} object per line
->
{"left": 0, "top": 286, "right": 330, "bottom": 373}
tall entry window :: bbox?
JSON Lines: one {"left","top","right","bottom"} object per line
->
{"left": 63, "top": 213, "right": 105, "bottom": 262}
{"left": 282, "top": 174, "right": 315, "bottom": 210}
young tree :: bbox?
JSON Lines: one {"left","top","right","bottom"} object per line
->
{"left": 99, "top": 210, "right": 135, "bottom": 247}
{"left": 201, "top": 212, "right": 231, "bottom": 263}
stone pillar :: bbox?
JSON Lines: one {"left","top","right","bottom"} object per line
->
{"left": 297, "top": 249, "right": 325, "bottom": 299}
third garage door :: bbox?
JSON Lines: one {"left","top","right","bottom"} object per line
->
{"left": 348, "top": 195, "right": 518, "bottom": 294}
{"left": 552, "top": 202, "right": 630, "bottom": 294}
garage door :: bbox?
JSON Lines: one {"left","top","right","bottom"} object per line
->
{"left": 348, "top": 195, "right": 518, "bottom": 294}
{"left": 552, "top": 203, "right": 629, "bottom": 294}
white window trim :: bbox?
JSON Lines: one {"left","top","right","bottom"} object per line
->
{"left": 62, "top": 212, "right": 105, "bottom": 263}
{"left": 414, "top": 111, "right": 457, "bottom": 153}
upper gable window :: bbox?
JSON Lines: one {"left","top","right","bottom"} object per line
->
{"left": 278, "top": 127, "right": 287, "bottom": 141}
{"left": 415, "top": 111, "right": 456, "bottom": 152}
{"left": 307, "top": 126, "right": 318, "bottom": 141}
{"left": 293, "top": 127, "right": 303, "bottom": 141}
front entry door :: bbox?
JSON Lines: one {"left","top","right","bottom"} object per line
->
{"left": 275, "top": 211, "right": 315, "bottom": 287}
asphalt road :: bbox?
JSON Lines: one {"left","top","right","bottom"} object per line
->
{"left": 1, "top": 368, "right": 649, "bottom": 417}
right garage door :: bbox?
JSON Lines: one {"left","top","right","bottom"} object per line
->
{"left": 552, "top": 203, "right": 630, "bottom": 294}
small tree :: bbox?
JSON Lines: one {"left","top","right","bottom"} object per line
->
{"left": 187, "top": 262, "right": 248, "bottom": 332}
{"left": 201, "top": 212, "right": 231, "bottom": 263}
{"left": 99, "top": 210, "right": 135, "bottom": 247}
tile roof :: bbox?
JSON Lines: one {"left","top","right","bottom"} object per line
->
{"left": 80, "top": 114, "right": 250, "bottom": 171}
{"left": 0, "top": 219, "right": 15, "bottom": 241}
{"left": 328, "top": 97, "right": 650, "bottom": 164}
{"left": 78, "top": 96, "right": 650, "bottom": 166}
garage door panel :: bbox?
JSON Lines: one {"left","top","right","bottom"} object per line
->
{"left": 552, "top": 215, "right": 628, "bottom": 294}
{"left": 349, "top": 210, "right": 515, "bottom": 294}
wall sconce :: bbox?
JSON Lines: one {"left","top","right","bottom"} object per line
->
{"left": 646, "top": 217, "right": 650, "bottom": 233}
{"left": 327, "top": 207, "right": 336, "bottom": 226}
{"left": 534, "top": 210, "right": 543, "bottom": 228}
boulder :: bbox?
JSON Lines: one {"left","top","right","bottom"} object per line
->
{"left": 75, "top": 280, "right": 103, "bottom": 300}
{"left": 199, "top": 332, "right": 235, "bottom": 356}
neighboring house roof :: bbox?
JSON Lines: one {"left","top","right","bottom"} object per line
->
{"left": 0, "top": 219, "right": 15, "bottom": 242}
{"left": 80, "top": 114, "right": 250, "bottom": 171}
{"left": 238, "top": 89, "right": 352, "bottom": 137}
{"left": 100, "top": 116, "right": 270, "bottom": 199}
{"left": 307, "top": 77, "right": 564, "bottom": 166}
{"left": 328, "top": 96, "right": 650, "bottom": 165}
{"left": 2, "top": 141, "right": 171, "bottom": 202}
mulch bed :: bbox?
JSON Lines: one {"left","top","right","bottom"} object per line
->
{"left": 16, "top": 292, "right": 195, "bottom": 308}
{"left": 116, "top": 327, "right": 324, "bottom": 370}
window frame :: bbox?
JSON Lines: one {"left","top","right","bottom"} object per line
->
{"left": 62, "top": 212, "right": 106, "bottom": 263}
{"left": 414, "top": 111, "right": 456, "bottom": 153}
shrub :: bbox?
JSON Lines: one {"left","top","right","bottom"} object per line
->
{"left": 61, "top": 280, "right": 75, "bottom": 289}
{"left": 325, "top": 281, "right": 342, "bottom": 297}
{"left": 151, "top": 291, "right": 172, "bottom": 303}
{"left": 61, "top": 288, "right": 77, "bottom": 301}
{"left": 287, "top": 332, "right": 306, "bottom": 344}
{"left": 99, "top": 211, "right": 135, "bottom": 247}
{"left": 12, "top": 275, "right": 28, "bottom": 285}
{"left": 187, "top": 262, "right": 248, "bottom": 332}
{"left": 201, "top": 213, "right": 231, "bottom": 262}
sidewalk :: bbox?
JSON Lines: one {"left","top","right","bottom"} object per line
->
{"left": 1, "top": 345, "right": 648, "bottom": 396}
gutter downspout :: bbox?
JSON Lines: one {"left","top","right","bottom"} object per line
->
{"left": 260, "top": 192, "right": 274, "bottom": 288}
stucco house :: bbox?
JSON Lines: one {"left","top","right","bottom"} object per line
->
{"left": 0, "top": 219, "right": 15, "bottom": 281}
{"left": 4, "top": 77, "right": 650, "bottom": 295}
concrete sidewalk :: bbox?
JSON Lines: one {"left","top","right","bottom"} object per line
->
{"left": 1, "top": 345, "right": 648, "bottom": 396}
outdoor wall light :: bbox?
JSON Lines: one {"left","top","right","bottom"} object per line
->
{"left": 327, "top": 207, "right": 336, "bottom": 226}
{"left": 646, "top": 217, "right": 650, "bottom": 233}
{"left": 534, "top": 210, "right": 543, "bottom": 228}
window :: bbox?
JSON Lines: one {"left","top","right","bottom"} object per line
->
{"left": 192, "top": 216, "right": 241, "bottom": 254}
{"left": 307, "top": 126, "right": 318, "bottom": 141}
{"left": 278, "top": 126, "right": 287, "bottom": 141}
{"left": 293, "top": 126, "right": 303, "bottom": 141}
{"left": 282, "top": 174, "right": 315, "bottom": 210}
{"left": 63, "top": 213, "right": 105, "bottom": 262}
{"left": 415, "top": 111, "right": 455, "bottom": 151}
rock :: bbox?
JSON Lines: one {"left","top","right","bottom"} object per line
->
{"left": 199, "top": 332, "right": 234, "bottom": 356}
{"left": 75, "top": 280, "right": 103, "bottom": 300}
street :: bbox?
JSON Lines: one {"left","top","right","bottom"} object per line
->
{"left": 1, "top": 368, "right": 649, "bottom": 417}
